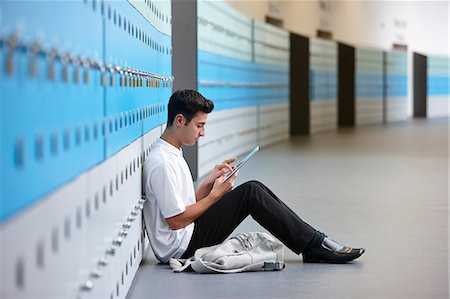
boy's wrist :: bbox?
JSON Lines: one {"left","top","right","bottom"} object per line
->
{"left": 201, "top": 180, "right": 213, "bottom": 189}
{"left": 208, "top": 191, "right": 220, "bottom": 202}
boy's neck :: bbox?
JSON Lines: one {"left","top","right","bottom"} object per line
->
{"left": 161, "top": 127, "right": 182, "bottom": 149}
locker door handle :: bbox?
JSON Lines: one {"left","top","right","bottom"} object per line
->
{"left": 113, "top": 237, "right": 123, "bottom": 246}
{"left": 91, "top": 268, "right": 102, "bottom": 278}
{"left": 98, "top": 256, "right": 109, "bottom": 266}
{"left": 80, "top": 280, "right": 93, "bottom": 291}
{"left": 106, "top": 245, "right": 117, "bottom": 256}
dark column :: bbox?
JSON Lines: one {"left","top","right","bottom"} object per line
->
{"left": 338, "top": 42, "right": 355, "bottom": 127}
{"left": 413, "top": 52, "right": 427, "bottom": 118}
{"left": 382, "top": 51, "right": 387, "bottom": 123}
{"left": 290, "top": 33, "right": 310, "bottom": 135}
{"left": 172, "top": 0, "right": 199, "bottom": 180}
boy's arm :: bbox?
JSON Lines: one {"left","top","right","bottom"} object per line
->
{"left": 195, "top": 182, "right": 214, "bottom": 202}
{"left": 167, "top": 172, "right": 238, "bottom": 230}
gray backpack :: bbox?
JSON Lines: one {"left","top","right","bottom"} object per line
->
{"left": 170, "top": 232, "right": 285, "bottom": 274}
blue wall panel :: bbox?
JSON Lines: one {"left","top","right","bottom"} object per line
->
{"left": 309, "top": 69, "right": 338, "bottom": 101}
{"left": 356, "top": 73, "right": 383, "bottom": 98}
{"left": 355, "top": 49, "right": 384, "bottom": 98}
{"left": 309, "top": 39, "right": 337, "bottom": 102}
{"left": 105, "top": 0, "right": 149, "bottom": 156}
{"left": 0, "top": 0, "right": 172, "bottom": 222}
{"left": 103, "top": 0, "right": 171, "bottom": 156}
{"left": 386, "top": 74, "right": 408, "bottom": 97}
{"left": 1, "top": 1, "right": 104, "bottom": 222}
{"left": 427, "top": 76, "right": 450, "bottom": 95}
{"left": 198, "top": 51, "right": 288, "bottom": 111}
{"left": 385, "top": 51, "right": 407, "bottom": 99}
{"left": 427, "top": 56, "right": 450, "bottom": 96}
{"left": 197, "top": 2, "right": 289, "bottom": 114}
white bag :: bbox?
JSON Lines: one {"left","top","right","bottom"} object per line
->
{"left": 170, "top": 232, "right": 285, "bottom": 274}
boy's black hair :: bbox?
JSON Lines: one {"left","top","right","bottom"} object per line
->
{"left": 167, "top": 89, "right": 214, "bottom": 126}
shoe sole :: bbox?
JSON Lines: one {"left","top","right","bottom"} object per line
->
{"left": 303, "top": 249, "right": 365, "bottom": 264}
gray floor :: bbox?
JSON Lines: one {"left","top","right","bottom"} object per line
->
{"left": 127, "top": 118, "right": 449, "bottom": 299}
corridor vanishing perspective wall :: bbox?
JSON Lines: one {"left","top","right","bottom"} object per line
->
{"left": 427, "top": 55, "right": 450, "bottom": 118}
{"left": 0, "top": 0, "right": 171, "bottom": 298}
{"left": 196, "top": 0, "right": 290, "bottom": 178}
{"left": 355, "top": 48, "right": 384, "bottom": 126}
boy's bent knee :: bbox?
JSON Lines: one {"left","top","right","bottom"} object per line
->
{"left": 247, "top": 180, "right": 262, "bottom": 185}
{"left": 239, "top": 180, "right": 265, "bottom": 196}
{"left": 241, "top": 180, "right": 261, "bottom": 189}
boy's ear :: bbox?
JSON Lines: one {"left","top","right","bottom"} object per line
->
{"left": 174, "top": 114, "right": 185, "bottom": 127}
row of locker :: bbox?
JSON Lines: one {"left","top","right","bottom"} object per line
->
{"left": 0, "top": 1, "right": 172, "bottom": 75}
{"left": 0, "top": 126, "right": 163, "bottom": 299}
{"left": 253, "top": 19, "right": 289, "bottom": 68}
{"left": 198, "top": 51, "right": 288, "bottom": 84}
{"left": 356, "top": 47, "right": 383, "bottom": 93}
{"left": 415, "top": 53, "right": 450, "bottom": 118}
{"left": 310, "top": 46, "right": 407, "bottom": 111}
{"left": 254, "top": 22, "right": 290, "bottom": 51}
{"left": 309, "top": 98, "right": 410, "bottom": 133}
{"left": 198, "top": 26, "right": 290, "bottom": 67}
{"left": 200, "top": 0, "right": 251, "bottom": 33}
{"left": 254, "top": 44, "right": 290, "bottom": 67}
{"left": 309, "top": 38, "right": 337, "bottom": 103}
{"left": 356, "top": 50, "right": 408, "bottom": 124}
{"left": 0, "top": 1, "right": 170, "bottom": 295}
{"left": 1, "top": 0, "right": 172, "bottom": 222}
{"left": 427, "top": 56, "right": 450, "bottom": 96}
{"left": 198, "top": 87, "right": 289, "bottom": 111}
{"left": 130, "top": 0, "right": 172, "bottom": 36}
{"left": 427, "top": 77, "right": 450, "bottom": 95}
{"left": 1, "top": 35, "right": 172, "bottom": 90}
{"left": 198, "top": 0, "right": 252, "bottom": 62}
{"left": 291, "top": 35, "right": 412, "bottom": 133}
{"left": 311, "top": 98, "right": 408, "bottom": 132}
{"left": 198, "top": 104, "right": 290, "bottom": 178}
{"left": 197, "top": 49, "right": 289, "bottom": 112}
{"left": 195, "top": 0, "right": 290, "bottom": 165}
{"left": 198, "top": 0, "right": 289, "bottom": 66}
{"left": 1, "top": 47, "right": 170, "bottom": 222}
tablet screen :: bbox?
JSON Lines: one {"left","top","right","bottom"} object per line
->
{"left": 223, "top": 146, "right": 260, "bottom": 182}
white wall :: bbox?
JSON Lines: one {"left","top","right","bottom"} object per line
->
{"left": 226, "top": 0, "right": 269, "bottom": 21}
{"left": 227, "top": 0, "right": 449, "bottom": 56}
{"left": 329, "top": 1, "right": 449, "bottom": 56}
{"left": 227, "top": 0, "right": 319, "bottom": 37}
{"left": 278, "top": 1, "right": 320, "bottom": 37}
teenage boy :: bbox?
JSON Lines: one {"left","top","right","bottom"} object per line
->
{"left": 143, "top": 89, "right": 365, "bottom": 263}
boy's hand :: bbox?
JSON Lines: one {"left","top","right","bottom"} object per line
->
{"left": 210, "top": 170, "right": 238, "bottom": 200}
{"left": 205, "top": 157, "right": 237, "bottom": 185}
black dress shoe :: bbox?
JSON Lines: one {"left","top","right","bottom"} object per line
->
{"left": 303, "top": 233, "right": 365, "bottom": 264}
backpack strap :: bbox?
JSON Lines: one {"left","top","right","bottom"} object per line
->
{"left": 262, "top": 262, "right": 285, "bottom": 271}
{"left": 190, "top": 258, "right": 285, "bottom": 274}
{"left": 170, "top": 258, "right": 194, "bottom": 272}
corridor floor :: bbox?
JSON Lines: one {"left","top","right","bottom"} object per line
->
{"left": 127, "top": 118, "right": 449, "bottom": 299}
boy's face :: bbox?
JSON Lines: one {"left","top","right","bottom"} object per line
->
{"left": 179, "top": 111, "right": 208, "bottom": 146}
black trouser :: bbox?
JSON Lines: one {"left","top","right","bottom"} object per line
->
{"left": 181, "top": 180, "right": 317, "bottom": 258}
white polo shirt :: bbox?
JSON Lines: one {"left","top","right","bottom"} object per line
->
{"left": 142, "top": 138, "right": 196, "bottom": 263}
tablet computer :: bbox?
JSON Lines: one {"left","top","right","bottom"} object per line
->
{"left": 223, "top": 146, "right": 260, "bottom": 182}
